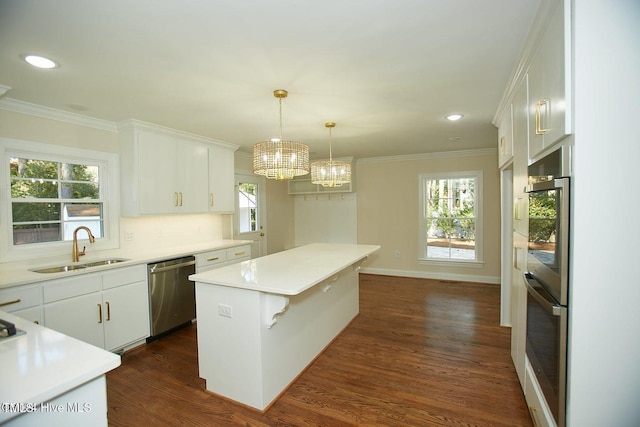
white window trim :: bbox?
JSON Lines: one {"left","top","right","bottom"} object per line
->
{"left": 0, "top": 138, "right": 120, "bottom": 262}
{"left": 418, "top": 170, "right": 484, "bottom": 268}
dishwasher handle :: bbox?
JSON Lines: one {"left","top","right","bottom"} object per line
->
{"left": 148, "top": 259, "right": 196, "bottom": 274}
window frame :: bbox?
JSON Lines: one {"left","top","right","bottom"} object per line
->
{"left": 1, "top": 138, "right": 120, "bottom": 262}
{"left": 418, "top": 170, "right": 484, "bottom": 268}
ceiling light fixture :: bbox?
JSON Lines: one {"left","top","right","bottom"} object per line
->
{"left": 311, "top": 122, "right": 351, "bottom": 188}
{"left": 24, "top": 54, "right": 58, "bottom": 69}
{"left": 253, "top": 90, "right": 309, "bottom": 180}
{"left": 446, "top": 114, "right": 463, "bottom": 121}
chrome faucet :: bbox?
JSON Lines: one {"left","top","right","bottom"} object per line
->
{"left": 72, "top": 226, "right": 96, "bottom": 262}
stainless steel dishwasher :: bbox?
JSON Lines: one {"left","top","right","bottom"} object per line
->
{"left": 147, "top": 255, "right": 196, "bottom": 342}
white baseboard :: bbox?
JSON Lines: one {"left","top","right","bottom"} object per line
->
{"left": 359, "top": 267, "right": 500, "bottom": 285}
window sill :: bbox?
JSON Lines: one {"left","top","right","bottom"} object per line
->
{"left": 418, "top": 258, "right": 484, "bottom": 269}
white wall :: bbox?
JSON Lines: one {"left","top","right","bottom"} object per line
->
{"left": 356, "top": 149, "right": 501, "bottom": 284}
{"left": 294, "top": 193, "right": 357, "bottom": 246}
{"left": 568, "top": 1, "right": 640, "bottom": 425}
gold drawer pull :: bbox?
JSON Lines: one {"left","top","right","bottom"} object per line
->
{"left": 207, "top": 257, "right": 220, "bottom": 261}
{"left": 235, "top": 251, "right": 246, "bottom": 256}
{"left": 98, "top": 303, "right": 103, "bottom": 324}
{"left": 0, "top": 298, "right": 21, "bottom": 307}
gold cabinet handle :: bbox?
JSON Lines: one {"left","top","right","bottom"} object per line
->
{"left": 174, "top": 192, "right": 179, "bottom": 206}
{"left": 0, "top": 298, "right": 21, "bottom": 307}
{"left": 235, "top": 251, "right": 246, "bottom": 256}
{"left": 180, "top": 192, "right": 183, "bottom": 206}
{"left": 499, "top": 136, "right": 505, "bottom": 154}
{"left": 207, "top": 256, "right": 220, "bottom": 261}
{"left": 210, "top": 193, "right": 215, "bottom": 207}
{"left": 535, "top": 98, "right": 550, "bottom": 135}
{"left": 98, "top": 303, "right": 103, "bottom": 324}
{"left": 106, "top": 301, "right": 111, "bottom": 321}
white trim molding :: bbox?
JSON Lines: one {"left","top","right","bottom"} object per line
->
{"left": 357, "top": 148, "right": 496, "bottom": 165}
{"left": 0, "top": 97, "right": 118, "bottom": 132}
{"left": 360, "top": 267, "right": 500, "bottom": 285}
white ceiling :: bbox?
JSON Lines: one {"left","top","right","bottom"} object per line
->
{"left": 0, "top": 0, "right": 539, "bottom": 160}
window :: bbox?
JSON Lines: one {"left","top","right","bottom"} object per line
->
{"left": 238, "top": 182, "right": 258, "bottom": 233}
{"left": 10, "top": 157, "right": 103, "bottom": 245}
{"left": 419, "top": 171, "right": 483, "bottom": 266}
{"left": 1, "top": 138, "right": 119, "bottom": 261}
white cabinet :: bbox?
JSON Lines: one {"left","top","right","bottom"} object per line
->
{"left": 511, "top": 232, "right": 528, "bottom": 386}
{"left": 119, "top": 122, "right": 210, "bottom": 215}
{"left": 525, "top": 358, "right": 557, "bottom": 427}
{"left": 43, "top": 265, "right": 150, "bottom": 351}
{"left": 0, "top": 283, "right": 42, "bottom": 314}
{"left": 528, "top": 0, "right": 571, "bottom": 160}
{"left": 208, "top": 144, "right": 235, "bottom": 213}
{"left": 195, "top": 245, "right": 251, "bottom": 273}
{"left": 512, "top": 76, "right": 529, "bottom": 236}
{"left": 497, "top": 104, "right": 514, "bottom": 168}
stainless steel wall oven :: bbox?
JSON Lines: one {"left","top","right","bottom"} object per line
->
{"left": 525, "top": 147, "right": 569, "bottom": 427}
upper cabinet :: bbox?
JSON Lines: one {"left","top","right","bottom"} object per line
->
{"left": 527, "top": 0, "right": 572, "bottom": 160}
{"left": 208, "top": 144, "right": 235, "bottom": 213}
{"left": 497, "top": 104, "right": 514, "bottom": 168}
{"left": 119, "top": 120, "right": 238, "bottom": 216}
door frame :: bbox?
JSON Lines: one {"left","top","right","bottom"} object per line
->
{"left": 234, "top": 172, "right": 266, "bottom": 258}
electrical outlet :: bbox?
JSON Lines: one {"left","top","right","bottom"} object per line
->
{"left": 125, "top": 231, "right": 134, "bottom": 241}
{"left": 218, "top": 304, "right": 233, "bottom": 318}
{"left": 395, "top": 250, "right": 401, "bottom": 259}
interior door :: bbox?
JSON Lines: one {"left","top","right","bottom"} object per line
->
{"left": 234, "top": 173, "right": 266, "bottom": 258}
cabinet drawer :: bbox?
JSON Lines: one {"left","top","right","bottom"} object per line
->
{"left": 102, "top": 265, "right": 147, "bottom": 290}
{"left": 44, "top": 274, "right": 102, "bottom": 303}
{"left": 226, "top": 245, "right": 250, "bottom": 262}
{"left": 525, "top": 358, "right": 557, "bottom": 427}
{"left": 195, "top": 249, "right": 228, "bottom": 272}
{"left": 0, "top": 284, "right": 42, "bottom": 312}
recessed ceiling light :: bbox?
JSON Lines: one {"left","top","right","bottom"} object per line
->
{"left": 24, "top": 55, "right": 58, "bottom": 69}
{"left": 445, "top": 114, "right": 463, "bottom": 121}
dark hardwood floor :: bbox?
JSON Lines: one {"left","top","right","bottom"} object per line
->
{"left": 107, "top": 274, "right": 532, "bottom": 426}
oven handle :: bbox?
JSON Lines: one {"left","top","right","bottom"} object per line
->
{"left": 524, "top": 273, "right": 564, "bottom": 316}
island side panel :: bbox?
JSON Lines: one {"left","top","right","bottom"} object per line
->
{"left": 259, "top": 265, "right": 360, "bottom": 409}
{"left": 195, "top": 283, "right": 265, "bottom": 409}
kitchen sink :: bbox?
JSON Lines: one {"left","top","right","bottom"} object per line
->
{"left": 31, "top": 258, "right": 130, "bottom": 274}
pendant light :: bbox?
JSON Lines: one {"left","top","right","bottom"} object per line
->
{"left": 253, "top": 89, "right": 309, "bottom": 180}
{"left": 310, "top": 122, "right": 351, "bottom": 188}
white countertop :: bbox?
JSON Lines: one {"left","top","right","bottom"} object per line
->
{"left": 0, "top": 311, "right": 121, "bottom": 424}
{"left": 0, "top": 240, "right": 251, "bottom": 289}
{"left": 190, "top": 243, "right": 381, "bottom": 295}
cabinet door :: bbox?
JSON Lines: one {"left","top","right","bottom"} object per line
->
{"left": 528, "top": 0, "right": 570, "bottom": 159}
{"left": 208, "top": 145, "right": 235, "bottom": 213}
{"left": 512, "top": 76, "right": 529, "bottom": 236}
{"left": 138, "top": 130, "right": 180, "bottom": 214}
{"left": 179, "top": 140, "right": 209, "bottom": 213}
{"left": 498, "top": 104, "right": 514, "bottom": 168}
{"left": 511, "top": 231, "right": 528, "bottom": 385}
{"left": 44, "top": 293, "right": 105, "bottom": 348}
{"left": 11, "top": 306, "right": 43, "bottom": 325}
{"left": 103, "top": 281, "right": 150, "bottom": 351}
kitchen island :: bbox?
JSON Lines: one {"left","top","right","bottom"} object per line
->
{"left": 189, "top": 243, "right": 380, "bottom": 411}
{"left": 0, "top": 311, "right": 121, "bottom": 426}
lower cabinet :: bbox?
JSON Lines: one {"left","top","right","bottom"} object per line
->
{"left": 525, "top": 358, "right": 557, "bottom": 427}
{"left": 43, "top": 265, "right": 150, "bottom": 352}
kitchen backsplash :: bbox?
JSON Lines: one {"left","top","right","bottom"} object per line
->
{"left": 119, "top": 214, "right": 230, "bottom": 252}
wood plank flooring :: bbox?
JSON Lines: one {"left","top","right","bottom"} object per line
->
{"left": 106, "top": 274, "right": 532, "bottom": 426}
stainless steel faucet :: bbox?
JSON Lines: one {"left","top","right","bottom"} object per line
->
{"left": 72, "top": 226, "right": 96, "bottom": 262}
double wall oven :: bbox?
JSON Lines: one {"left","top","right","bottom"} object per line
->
{"left": 524, "top": 147, "right": 570, "bottom": 427}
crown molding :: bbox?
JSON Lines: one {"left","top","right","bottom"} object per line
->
{"left": 357, "top": 148, "right": 496, "bottom": 164}
{"left": 0, "top": 85, "right": 11, "bottom": 98}
{"left": 0, "top": 97, "right": 118, "bottom": 132}
{"left": 492, "top": 0, "right": 561, "bottom": 125}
